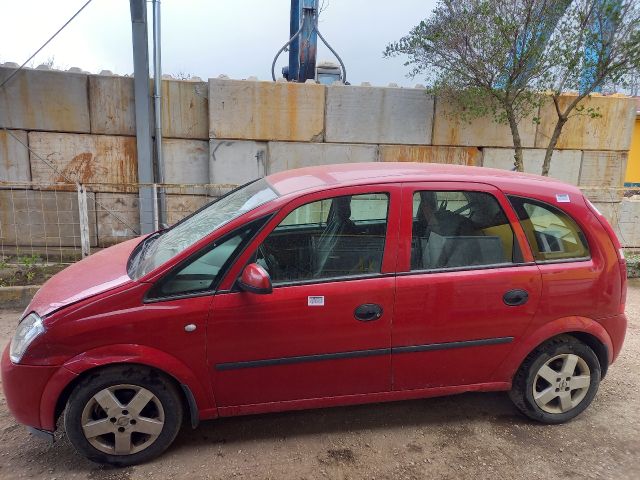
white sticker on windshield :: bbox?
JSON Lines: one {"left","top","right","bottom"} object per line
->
{"left": 556, "top": 194, "right": 570, "bottom": 203}
{"left": 308, "top": 296, "right": 325, "bottom": 306}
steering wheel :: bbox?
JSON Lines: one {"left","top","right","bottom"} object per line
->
{"left": 257, "top": 244, "right": 278, "bottom": 274}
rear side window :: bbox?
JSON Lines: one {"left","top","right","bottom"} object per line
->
{"left": 411, "top": 190, "right": 521, "bottom": 270}
{"left": 508, "top": 196, "right": 589, "bottom": 262}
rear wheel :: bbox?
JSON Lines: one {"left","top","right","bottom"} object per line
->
{"left": 64, "top": 366, "right": 183, "bottom": 466}
{"left": 509, "top": 335, "right": 601, "bottom": 424}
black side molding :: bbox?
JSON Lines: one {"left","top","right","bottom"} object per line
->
{"left": 393, "top": 337, "right": 513, "bottom": 354}
{"left": 215, "top": 337, "right": 514, "bottom": 371}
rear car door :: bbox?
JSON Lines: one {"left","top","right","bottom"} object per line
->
{"left": 392, "top": 182, "right": 542, "bottom": 390}
{"left": 209, "top": 184, "right": 401, "bottom": 409}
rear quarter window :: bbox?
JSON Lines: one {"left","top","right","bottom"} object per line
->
{"left": 508, "top": 196, "right": 589, "bottom": 262}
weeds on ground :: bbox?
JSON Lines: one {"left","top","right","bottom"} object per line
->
{"left": 0, "top": 255, "right": 49, "bottom": 286}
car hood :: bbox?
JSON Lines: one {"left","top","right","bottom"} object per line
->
{"left": 26, "top": 237, "right": 144, "bottom": 317}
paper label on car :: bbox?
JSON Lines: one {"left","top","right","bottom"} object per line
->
{"left": 308, "top": 296, "right": 325, "bottom": 306}
{"left": 556, "top": 194, "right": 570, "bottom": 203}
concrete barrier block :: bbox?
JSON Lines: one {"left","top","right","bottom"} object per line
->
{"left": 535, "top": 95, "right": 637, "bottom": 150}
{"left": 210, "top": 140, "right": 267, "bottom": 186}
{"left": 166, "top": 194, "right": 210, "bottom": 225}
{"left": 29, "top": 132, "right": 138, "bottom": 192}
{"left": 267, "top": 142, "right": 377, "bottom": 174}
{"left": 325, "top": 86, "right": 434, "bottom": 144}
{"left": 163, "top": 138, "right": 209, "bottom": 193}
{"left": 591, "top": 199, "right": 640, "bottom": 247}
{"left": 379, "top": 145, "right": 481, "bottom": 166}
{"left": 618, "top": 198, "right": 640, "bottom": 248}
{"left": 0, "top": 130, "right": 31, "bottom": 181}
{"left": 0, "top": 67, "right": 90, "bottom": 132}
{"left": 482, "top": 148, "right": 582, "bottom": 184}
{"left": 162, "top": 80, "right": 209, "bottom": 139}
{"left": 209, "top": 79, "right": 325, "bottom": 141}
{"left": 0, "top": 189, "right": 97, "bottom": 247}
{"left": 432, "top": 98, "right": 537, "bottom": 147}
{"left": 95, "top": 193, "right": 139, "bottom": 247}
{"left": 89, "top": 75, "right": 136, "bottom": 135}
{"left": 579, "top": 151, "right": 627, "bottom": 202}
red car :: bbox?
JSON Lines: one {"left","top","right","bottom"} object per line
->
{"left": 2, "top": 163, "right": 627, "bottom": 466}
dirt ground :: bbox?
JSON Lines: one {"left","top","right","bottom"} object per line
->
{"left": 1, "top": 285, "right": 639, "bottom": 480}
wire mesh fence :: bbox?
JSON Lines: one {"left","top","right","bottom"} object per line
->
{"left": 0, "top": 180, "right": 637, "bottom": 272}
{"left": 0, "top": 181, "right": 236, "bottom": 267}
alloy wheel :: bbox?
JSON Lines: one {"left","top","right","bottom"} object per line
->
{"left": 80, "top": 384, "right": 165, "bottom": 455}
{"left": 532, "top": 353, "right": 591, "bottom": 414}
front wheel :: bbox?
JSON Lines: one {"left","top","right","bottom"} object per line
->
{"left": 509, "top": 335, "right": 601, "bottom": 424}
{"left": 64, "top": 366, "right": 183, "bottom": 466}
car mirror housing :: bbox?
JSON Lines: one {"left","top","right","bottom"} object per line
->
{"left": 237, "top": 263, "right": 273, "bottom": 294}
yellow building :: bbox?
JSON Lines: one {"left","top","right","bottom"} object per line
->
{"left": 624, "top": 98, "right": 640, "bottom": 186}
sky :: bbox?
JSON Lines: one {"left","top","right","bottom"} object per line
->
{"left": 0, "top": 0, "right": 437, "bottom": 86}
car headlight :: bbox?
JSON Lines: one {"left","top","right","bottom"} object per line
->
{"left": 10, "top": 313, "right": 45, "bottom": 364}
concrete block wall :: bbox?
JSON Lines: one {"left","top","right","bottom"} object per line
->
{"left": 324, "top": 85, "right": 434, "bottom": 144}
{"left": 0, "top": 66, "right": 212, "bottom": 249}
{"left": 209, "top": 79, "right": 325, "bottom": 142}
{"left": 1, "top": 66, "right": 639, "bottom": 250}
{"left": 0, "top": 67, "right": 90, "bottom": 132}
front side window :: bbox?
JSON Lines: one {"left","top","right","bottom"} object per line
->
{"left": 130, "top": 179, "right": 278, "bottom": 279}
{"left": 411, "top": 190, "right": 519, "bottom": 270}
{"left": 148, "top": 220, "right": 265, "bottom": 299}
{"left": 255, "top": 193, "right": 389, "bottom": 284}
{"left": 508, "top": 196, "right": 589, "bottom": 262}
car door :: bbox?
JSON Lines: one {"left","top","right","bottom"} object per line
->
{"left": 392, "top": 182, "right": 542, "bottom": 390}
{"left": 208, "top": 184, "right": 401, "bottom": 409}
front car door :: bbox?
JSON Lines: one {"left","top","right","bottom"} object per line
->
{"left": 209, "top": 184, "right": 401, "bottom": 410}
{"left": 393, "top": 182, "right": 542, "bottom": 390}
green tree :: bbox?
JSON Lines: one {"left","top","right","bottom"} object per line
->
{"left": 384, "top": 0, "right": 640, "bottom": 175}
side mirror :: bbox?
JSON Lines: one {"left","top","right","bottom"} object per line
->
{"left": 237, "top": 263, "right": 273, "bottom": 294}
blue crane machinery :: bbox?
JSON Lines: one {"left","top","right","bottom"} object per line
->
{"left": 272, "top": 0, "right": 347, "bottom": 85}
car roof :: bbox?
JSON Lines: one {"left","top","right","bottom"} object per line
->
{"left": 266, "top": 162, "right": 582, "bottom": 197}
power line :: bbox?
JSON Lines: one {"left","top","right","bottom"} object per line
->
{"left": 0, "top": 0, "right": 141, "bottom": 235}
{"left": 0, "top": 0, "right": 94, "bottom": 90}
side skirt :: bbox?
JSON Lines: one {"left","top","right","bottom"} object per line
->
{"left": 215, "top": 381, "right": 511, "bottom": 418}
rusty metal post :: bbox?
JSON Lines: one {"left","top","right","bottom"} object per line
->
{"left": 287, "top": 0, "right": 318, "bottom": 82}
{"left": 298, "top": 0, "right": 318, "bottom": 82}
{"left": 130, "top": 0, "right": 156, "bottom": 234}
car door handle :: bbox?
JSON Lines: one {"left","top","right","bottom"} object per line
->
{"left": 354, "top": 303, "right": 383, "bottom": 322}
{"left": 503, "top": 289, "right": 529, "bottom": 306}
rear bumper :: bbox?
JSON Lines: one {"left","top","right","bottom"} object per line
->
{"left": 1, "top": 345, "right": 58, "bottom": 430}
{"left": 600, "top": 313, "right": 627, "bottom": 364}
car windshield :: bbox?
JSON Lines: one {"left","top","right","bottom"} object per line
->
{"left": 129, "top": 179, "right": 278, "bottom": 279}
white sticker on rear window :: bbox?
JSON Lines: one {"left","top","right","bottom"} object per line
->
{"left": 556, "top": 194, "right": 570, "bottom": 203}
{"left": 308, "top": 296, "right": 325, "bottom": 306}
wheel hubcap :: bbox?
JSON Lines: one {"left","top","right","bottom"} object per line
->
{"left": 80, "top": 384, "right": 165, "bottom": 455}
{"left": 532, "top": 353, "right": 591, "bottom": 414}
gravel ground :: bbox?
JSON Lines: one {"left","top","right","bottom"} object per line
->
{"left": 0, "top": 283, "right": 639, "bottom": 480}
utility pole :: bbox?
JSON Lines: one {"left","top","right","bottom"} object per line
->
{"left": 152, "top": 0, "right": 167, "bottom": 228}
{"left": 130, "top": 0, "right": 156, "bottom": 233}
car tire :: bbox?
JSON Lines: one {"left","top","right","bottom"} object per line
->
{"left": 509, "top": 335, "right": 601, "bottom": 424}
{"left": 64, "top": 365, "right": 183, "bottom": 466}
